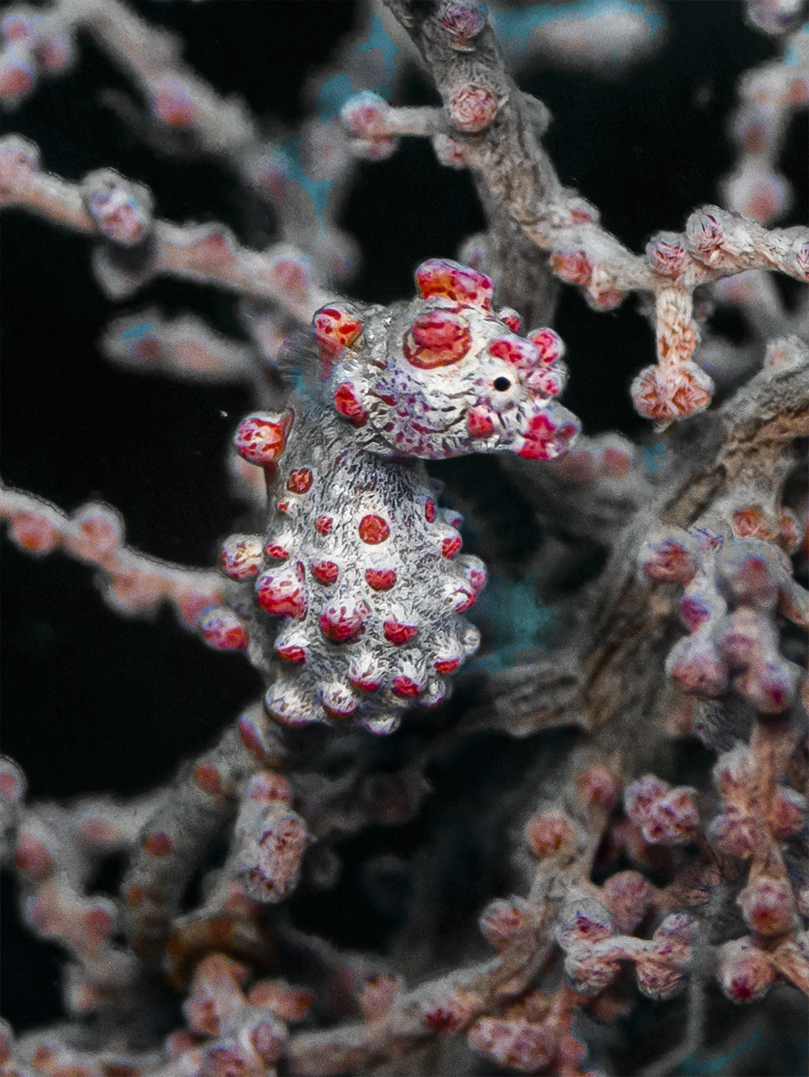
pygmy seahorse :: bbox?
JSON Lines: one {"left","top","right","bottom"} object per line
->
{"left": 209, "top": 259, "right": 579, "bottom": 734}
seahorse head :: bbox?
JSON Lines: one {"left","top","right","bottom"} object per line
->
{"left": 312, "top": 259, "right": 580, "bottom": 461}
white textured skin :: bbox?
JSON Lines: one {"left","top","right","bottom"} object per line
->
{"left": 228, "top": 271, "right": 577, "bottom": 734}
{"left": 332, "top": 297, "right": 573, "bottom": 460}
{"left": 244, "top": 405, "right": 482, "bottom": 734}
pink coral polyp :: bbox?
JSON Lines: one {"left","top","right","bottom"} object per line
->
{"left": 631, "top": 363, "right": 713, "bottom": 422}
{"left": 447, "top": 86, "right": 498, "bottom": 133}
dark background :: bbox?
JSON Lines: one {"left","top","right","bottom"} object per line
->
{"left": 1, "top": 0, "right": 806, "bottom": 1064}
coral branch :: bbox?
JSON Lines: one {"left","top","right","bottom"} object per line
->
{"left": 0, "top": 484, "right": 227, "bottom": 634}
{"left": 0, "top": 136, "right": 329, "bottom": 318}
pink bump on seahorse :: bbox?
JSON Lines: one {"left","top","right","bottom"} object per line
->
{"left": 216, "top": 259, "right": 580, "bottom": 734}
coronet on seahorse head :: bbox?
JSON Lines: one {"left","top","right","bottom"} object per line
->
{"left": 311, "top": 258, "right": 581, "bottom": 461}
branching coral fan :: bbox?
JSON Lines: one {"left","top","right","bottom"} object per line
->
{"left": 0, "top": 1, "right": 807, "bottom": 1075}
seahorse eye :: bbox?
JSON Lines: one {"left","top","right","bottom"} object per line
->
{"left": 493, "top": 376, "right": 511, "bottom": 392}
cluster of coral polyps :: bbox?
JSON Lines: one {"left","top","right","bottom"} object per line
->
{"left": 641, "top": 518, "right": 804, "bottom": 714}
{"left": 209, "top": 259, "right": 579, "bottom": 734}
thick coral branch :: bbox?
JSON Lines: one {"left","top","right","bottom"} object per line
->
{"left": 375, "top": 1, "right": 808, "bottom": 421}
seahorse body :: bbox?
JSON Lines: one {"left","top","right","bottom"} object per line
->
{"left": 219, "top": 260, "right": 579, "bottom": 734}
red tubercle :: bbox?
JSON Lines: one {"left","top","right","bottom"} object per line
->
{"left": 264, "top": 540, "right": 290, "bottom": 561}
{"left": 576, "top": 766, "right": 622, "bottom": 811}
{"left": 319, "top": 598, "right": 370, "bottom": 643}
{"left": 322, "top": 701, "right": 358, "bottom": 721}
{"left": 276, "top": 499, "right": 291, "bottom": 515}
{"left": 359, "top": 514, "right": 390, "bottom": 544}
{"left": 517, "top": 408, "right": 579, "bottom": 461}
{"left": 75, "top": 508, "right": 122, "bottom": 559}
{"left": 313, "top": 305, "right": 364, "bottom": 379}
{"left": 728, "top": 506, "right": 770, "bottom": 541}
{"left": 383, "top": 618, "right": 418, "bottom": 645}
{"left": 1, "top": 14, "right": 36, "bottom": 44}
{"left": 488, "top": 336, "right": 540, "bottom": 371}
{"left": 391, "top": 674, "right": 423, "bottom": 699}
{"left": 424, "top": 498, "right": 437, "bottom": 523}
{"left": 311, "top": 560, "right": 340, "bottom": 585}
{"left": 588, "top": 284, "right": 624, "bottom": 311}
{"left": 403, "top": 310, "right": 471, "bottom": 368}
{"left": 449, "top": 586, "right": 477, "bottom": 614}
{"left": 255, "top": 571, "right": 308, "bottom": 620}
{"left": 0, "top": 765, "right": 23, "bottom": 805}
{"left": 186, "top": 230, "right": 237, "bottom": 271}
{"left": 550, "top": 450, "right": 594, "bottom": 484}
{"left": 526, "top": 813, "right": 574, "bottom": 859}
{"left": 497, "top": 307, "right": 522, "bottom": 334}
{"left": 415, "top": 259, "right": 494, "bottom": 310}
{"left": 441, "top": 535, "right": 462, "bottom": 559}
{"left": 528, "top": 327, "right": 565, "bottom": 365}
{"left": 333, "top": 382, "right": 369, "bottom": 426}
{"left": 525, "top": 366, "right": 564, "bottom": 400}
{"left": 462, "top": 561, "right": 487, "bottom": 592}
{"left": 641, "top": 539, "right": 697, "bottom": 585}
{"left": 129, "top": 334, "right": 163, "bottom": 364}
{"left": 320, "top": 685, "right": 359, "bottom": 719}
{"left": 466, "top": 406, "right": 496, "bottom": 439}
{"left": 787, "top": 74, "right": 809, "bottom": 106}
{"left": 287, "top": 469, "right": 313, "bottom": 494}
{"left": 315, "top": 516, "right": 334, "bottom": 536}
{"left": 717, "top": 939, "right": 775, "bottom": 1003}
{"left": 434, "top": 656, "right": 462, "bottom": 675}
{"left": 234, "top": 410, "right": 293, "bottom": 468}
{"left": 351, "top": 678, "right": 381, "bottom": 694}
{"left": 365, "top": 568, "right": 397, "bottom": 591}
{"left": 349, "top": 659, "right": 383, "bottom": 693}
{"left": 274, "top": 642, "right": 308, "bottom": 665}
